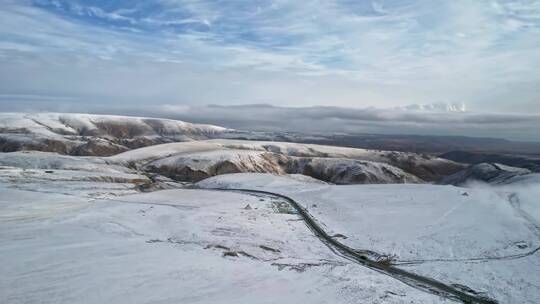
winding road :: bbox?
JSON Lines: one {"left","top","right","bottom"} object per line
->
{"left": 213, "top": 187, "right": 499, "bottom": 304}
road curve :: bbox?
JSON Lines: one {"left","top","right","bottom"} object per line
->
{"left": 211, "top": 187, "right": 498, "bottom": 304}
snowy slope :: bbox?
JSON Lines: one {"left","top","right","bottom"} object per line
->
{"left": 0, "top": 151, "right": 190, "bottom": 198}
{"left": 0, "top": 151, "right": 132, "bottom": 173}
{"left": 0, "top": 170, "right": 453, "bottom": 304}
{"left": 199, "top": 173, "right": 540, "bottom": 304}
{"left": 502, "top": 172, "right": 540, "bottom": 185}
{"left": 2, "top": 136, "right": 537, "bottom": 303}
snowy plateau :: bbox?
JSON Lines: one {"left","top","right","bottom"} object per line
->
{"left": 1, "top": 113, "right": 539, "bottom": 304}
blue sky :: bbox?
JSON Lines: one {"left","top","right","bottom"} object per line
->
{"left": 0, "top": 0, "right": 539, "bottom": 114}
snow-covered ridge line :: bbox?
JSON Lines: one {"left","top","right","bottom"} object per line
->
{"left": 0, "top": 112, "right": 465, "bottom": 184}
{"left": 2, "top": 112, "right": 230, "bottom": 132}
{"left": 110, "top": 139, "right": 464, "bottom": 183}
{"left": 0, "top": 112, "right": 231, "bottom": 156}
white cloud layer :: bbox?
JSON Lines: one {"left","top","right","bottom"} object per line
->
{"left": 152, "top": 104, "right": 540, "bottom": 141}
{"left": 0, "top": 0, "right": 539, "bottom": 118}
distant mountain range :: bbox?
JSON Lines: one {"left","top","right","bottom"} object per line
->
{"left": 0, "top": 112, "right": 465, "bottom": 183}
{"left": 2, "top": 112, "right": 539, "bottom": 159}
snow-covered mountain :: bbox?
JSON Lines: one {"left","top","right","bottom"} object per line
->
{"left": 0, "top": 113, "right": 230, "bottom": 156}
{"left": 0, "top": 113, "right": 465, "bottom": 184}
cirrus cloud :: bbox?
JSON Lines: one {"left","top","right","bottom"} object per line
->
{"left": 0, "top": 0, "right": 539, "bottom": 121}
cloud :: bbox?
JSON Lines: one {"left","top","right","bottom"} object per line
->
{"left": 0, "top": 0, "right": 539, "bottom": 115}
{"left": 146, "top": 104, "right": 540, "bottom": 141}
{"left": 1, "top": 93, "right": 538, "bottom": 140}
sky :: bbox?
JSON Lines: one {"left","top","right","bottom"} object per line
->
{"left": 0, "top": 0, "right": 539, "bottom": 139}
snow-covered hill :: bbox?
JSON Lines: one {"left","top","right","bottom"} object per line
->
{"left": 0, "top": 113, "right": 467, "bottom": 184}
{"left": 0, "top": 150, "right": 131, "bottom": 173}
{"left": 0, "top": 113, "right": 230, "bottom": 156}
{"left": 142, "top": 149, "right": 421, "bottom": 184}
{"left": 440, "top": 162, "right": 532, "bottom": 186}
{"left": 110, "top": 139, "right": 461, "bottom": 184}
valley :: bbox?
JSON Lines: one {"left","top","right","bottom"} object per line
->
{"left": 1, "top": 113, "right": 539, "bottom": 304}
